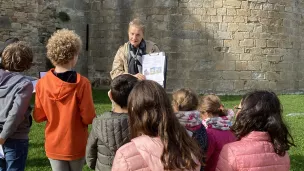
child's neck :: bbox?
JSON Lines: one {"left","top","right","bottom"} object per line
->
{"left": 112, "top": 104, "right": 128, "bottom": 114}
{"left": 54, "top": 64, "right": 72, "bottom": 73}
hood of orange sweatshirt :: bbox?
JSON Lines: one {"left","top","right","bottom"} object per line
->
{"left": 41, "top": 69, "right": 81, "bottom": 101}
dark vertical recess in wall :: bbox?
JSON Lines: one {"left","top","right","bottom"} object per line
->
{"left": 86, "top": 24, "right": 89, "bottom": 51}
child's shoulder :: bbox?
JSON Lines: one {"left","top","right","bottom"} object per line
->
{"left": 95, "top": 111, "right": 114, "bottom": 119}
{"left": 94, "top": 111, "right": 128, "bottom": 122}
{"left": 78, "top": 73, "right": 90, "bottom": 82}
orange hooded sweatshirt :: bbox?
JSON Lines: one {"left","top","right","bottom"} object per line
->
{"left": 33, "top": 69, "right": 96, "bottom": 160}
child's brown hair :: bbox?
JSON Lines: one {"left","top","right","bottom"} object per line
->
{"left": 199, "top": 94, "right": 227, "bottom": 118}
{"left": 172, "top": 88, "right": 198, "bottom": 111}
{"left": 1, "top": 41, "right": 33, "bottom": 72}
{"left": 128, "top": 81, "right": 202, "bottom": 170}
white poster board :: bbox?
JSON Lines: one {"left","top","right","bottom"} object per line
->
{"left": 32, "top": 71, "right": 47, "bottom": 93}
{"left": 142, "top": 52, "right": 167, "bottom": 87}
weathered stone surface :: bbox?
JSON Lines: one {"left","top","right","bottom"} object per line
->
{"left": 222, "top": 71, "right": 239, "bottom": 80}
{"left": 1, "top": 0, "right": 303, "bottom": 94}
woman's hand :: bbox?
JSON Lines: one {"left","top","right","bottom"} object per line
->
{"left": 133, "top": 73, "right": 146, "bottom": 80}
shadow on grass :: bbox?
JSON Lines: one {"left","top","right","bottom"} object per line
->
{"left": 92, "top": 89, "right": 111, "bottom": 104}
{"left": 290, "top": 154, "right": 304, "bottom": 171}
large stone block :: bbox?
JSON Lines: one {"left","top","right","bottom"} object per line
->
{"left": 214, "top": 0, "right": 223, "bottom": 8}
{"left": 240, "top": 39, "right": 254, "bottom": 47}
{"left": 224, "top": 53, "right": 240, "bottom": 60}
{"left": 207, "top": 8, "right": 217, "bottom": 15}
{"left": 252, "top": 72, "right": 265, "bottom": 80}
{"left": 223, "top": 16, "right": 234, "bottom": 22}
{"left": 247, "top": 61, "right": 261, "bottom": 70}
{"left": 227, "top": 8, "right": 237, "bottom": 15}
{"left": 214, "top": 31, "right": 232, "bottom": 39}
{"left": 237, "top": 9, "right": 249, "bottom": 16}
{"left": 213, "top": 80, "right": 234, "bottom": 91}
{"left": 234, "top": 80, "right": 245, "bottom": 90}
{"left": 227, "top": 23, "right": 238, "bottom": 31}
{"left": 154, "top": 0, "right": 178, "bottom": 7}
{"left": 204, "top": 71, "right": 223, "bottom": 80}
{"left": 266, "top": 40, "right": 278, "bottom": 47}
{"left": 11, "top": 23, "right": 22, "bottom": 29}
{"left": 211, "top": 16, "right": 223, "bottom": 22}
{"left": 238, "top": 23, "right": 254, "bottom": 32}
{"left": 222, "top": 71, "right": 239, "bottom": 80}
{"left": 236, "top": 61, "right": 248, "bottom": 70}
{"left": 255, "top": 39, "right": 266, "bottom": 48}
{"left": 239, "top": 71, "right": 251, "bottom": 79}
{"left": 266, "top": 55, "right": 282, "bottom": 62}
{"left": 234, "top": 32, "right": 250, "bottom": 39}
{"left": 240, "top": 54, "right": 253, "bottom": 60}
{"left": 266, "top": 71, "right": 280, "bottom": 81}
{"left": 217, "top": 8, "right": 227, "bottom": 15}
{"left": 216, "top": 61, "right": 236, "bottom": 70}
{"left": 223, "top": 0, "right": 242, "bottom": 8}
{"left": 198, "top": 80, "right": 214, "bottom": 92}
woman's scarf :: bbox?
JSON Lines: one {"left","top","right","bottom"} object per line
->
{"left": 127, "top": 40, "right": 146, "bottom": 75}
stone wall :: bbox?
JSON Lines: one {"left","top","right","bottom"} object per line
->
{"left": 1, "top": 0, "right": 304, "bottom": 94}
{"left": 0, "top": 0, "right": 59, "bottom": 75}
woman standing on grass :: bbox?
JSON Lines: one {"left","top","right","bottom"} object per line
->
{"left": 110, "top": 18, "right": 160, "bottom": 80}
{"left": 216, "top": 90, "right": 295, "bottom": 171}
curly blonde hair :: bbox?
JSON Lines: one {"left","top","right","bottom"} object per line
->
{"left": 172, "top": 88, "right": 198, "bottom": 111}
{"left": 1, "top": 41, "right": 33, "bottom": 72}
{"left": 46, "top": 29, "right": 82, "bottom": 66}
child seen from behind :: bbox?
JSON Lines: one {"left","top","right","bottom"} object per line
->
{"left": 33, "top": 29, "right": 96, "bottom": 171}
{"left": 86, "top": 74, "right": 138, "bottom": 171}
{"left": 199, "top": 94, "right": 236, "bottom": 171}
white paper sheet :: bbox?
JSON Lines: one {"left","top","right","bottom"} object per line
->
{"left": 0, "top": 145, "right": 4, "bottom": 158}
{"left": 142, "top": 52, "right": 166, "bottom": 87}
{"left": 39, "top": 71, "right": 47, "bottom": 78}
{"left": 32, "top": 71, "right": 47, "bottom": 93}
{"left": 32, "top": 80, "right": 38, "bottom": 93}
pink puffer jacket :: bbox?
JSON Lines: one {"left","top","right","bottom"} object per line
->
{"left": 216, "top": 131, "right": 290, "bottom": 171}
{"left": 112, "top": 135, "right": 201, "bottom": 171}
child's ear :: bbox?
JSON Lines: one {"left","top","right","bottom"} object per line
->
{"left": 108, "top": 90, "right": 113, "bottom": 101}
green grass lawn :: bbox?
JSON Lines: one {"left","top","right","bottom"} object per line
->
{"left": 26, "top": 90, "right": 304, "bottom": 171}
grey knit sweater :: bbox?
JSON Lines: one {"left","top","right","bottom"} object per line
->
{"left": 0, "top": 69, "right": 33, "bottom": 140}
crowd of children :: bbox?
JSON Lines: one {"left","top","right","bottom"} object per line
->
{"left": 0, "top": 24, "right": 295, "bottom": 171}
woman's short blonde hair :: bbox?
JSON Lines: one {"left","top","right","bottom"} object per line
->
{"left": 128, "top": 18, "right": 145, "bottom": 33}
{"left": 1, "top": 41, "right": 33, "bottom": 72}
{"left": 46, "top": 29, "right": 82, "bottom": 66}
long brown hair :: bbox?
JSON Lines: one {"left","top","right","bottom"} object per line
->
{"left": 231, "top": 90, "right": 295, "bottom": 156}
{"left": 128, "top": 80, "right": 202, "bottom": 170}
